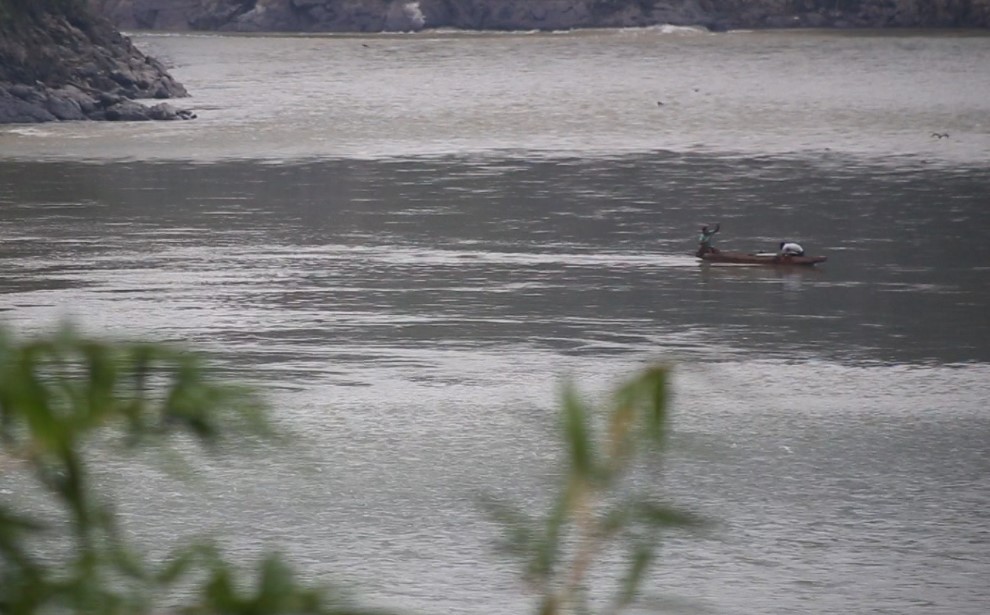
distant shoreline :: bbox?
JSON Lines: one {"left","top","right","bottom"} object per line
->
{"left": 88, "top": 0, "right": 990, "bottom": 33}
{"left": 124, "top": 25, "right": 990, "bottom": 37}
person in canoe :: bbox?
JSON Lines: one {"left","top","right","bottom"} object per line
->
{"left": 778, "top": 241, "right": 805, "bottom": 257}
{"left": 696, "top": 223, "right": 720, "bottom": 257}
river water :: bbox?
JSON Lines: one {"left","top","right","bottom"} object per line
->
{"left": 1, "top": 27, "right": 989, "bottom": 615}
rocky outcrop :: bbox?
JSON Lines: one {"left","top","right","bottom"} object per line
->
{"left": 87, "top": 0, "right": 708, "bottom": 31}
{"left": 0, "top": 0, "right": 194, "bottom": 123}
{"left": 87, "top": 0, "right": 990, "bottom": 31}
{"left": 696, "top": 0, "right": 990, "bottom": 29}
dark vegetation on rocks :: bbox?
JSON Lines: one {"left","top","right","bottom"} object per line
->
{"left": 89, "top": 0, "right": 990, "bottom": 32}
{"left": 0, "top": 0, "right": 193, "bottom": 123}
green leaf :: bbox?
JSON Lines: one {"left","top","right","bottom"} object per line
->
{"left": 156, "top": 544, "right": 211, "bottom": 586}
{"left": 634, "top": 501, "right": 703, "bottom": 529}
{"left": 598, "top": 503, "right": 632, "bottom": 537}
{"left": 479, "top": 496, "right": 538, "bottom": 560}
{"left": 642, "top": 366, "right": 669, "bottom": 444}
{"left": 561, "top": 383, "right": 595, "bottom": 479}
{"left": 615, "top": 543, "right": 653, "bottom": 608}
{"left": 257, "top": 555, "right": 295, "bottom": 611}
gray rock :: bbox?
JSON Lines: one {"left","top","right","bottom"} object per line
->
{"left": 148, "top": 101, "right": 195, "bottom": 120}
{"left": 99, "top": 99, "right": 197, "bottom": 121}
{"left": 147, "top": 102, "right": 177, "bottom": 120}
{"left": 104, "top": 100, "right": 153, "bottom": 120}
{"left": 46, "top": 95, "right": 87, "bottom": 120}
{"left": 0, "top": 90, "right": 58, "bottom": 123}
{"left": 98, "top": 92, "right": 124, "bottom": 107}
{"left": 55, "top": 85, "right": 102, "bottom": 114}
{"left": 9, "top": 85, "right": 43, "bottom": 102}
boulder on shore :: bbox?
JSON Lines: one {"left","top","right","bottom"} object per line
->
{"left": 0, "top": 0, "right": 195, "bottom": 124}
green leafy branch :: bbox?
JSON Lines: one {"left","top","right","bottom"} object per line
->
{"left": 0, "top": 327, "right": 383, "bottom": 615}
{"left": 486, "top": 366, "right": 702, "bottom": 615}
{"left": 2, "top": 327, "right": 701, "bottom": 615}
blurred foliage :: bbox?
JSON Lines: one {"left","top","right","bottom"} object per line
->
{"left": 1, "top": 328, "right": 696, "bottom": 615}
{"left": 0, "top": 327, "right": 386, "bottom": 615}
{"left": 484, "top": 366, "right": 702, "bottom": 615}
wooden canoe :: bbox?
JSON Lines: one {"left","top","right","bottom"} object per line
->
{"left": 698, "top": 251, "right": 827, "bottom": 266}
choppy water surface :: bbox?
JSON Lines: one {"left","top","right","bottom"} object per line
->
{"left": 1, "top": 28, "right": 989, "bottom": 615}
